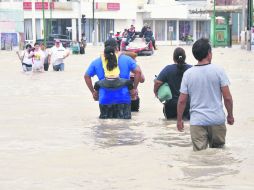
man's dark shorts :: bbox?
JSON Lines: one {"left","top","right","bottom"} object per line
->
{"left": 99, "top": 104, "right": 131, "bottom": 119}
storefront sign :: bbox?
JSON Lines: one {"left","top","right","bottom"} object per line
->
{"left": 107, "top": 3, "right": 120, "bottom": 11}
{"left": 23, "top": 2, "right": 32, "bottom": 10}
{"left": 23, "top": 2, "right": 54, "bottom": 10}
{"left": 188, "top": 8, "right": 208, "bottom": 14}
{"left": 35, "top": 2, "right": 49, "bottom": 10}
{"left": 96, "top": 2, "right": 120, "bottom": 11}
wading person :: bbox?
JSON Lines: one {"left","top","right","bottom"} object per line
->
{"left": 122, "top": 51, "right": 145, "bottom": 112}
{"left": 29, "top": 43, "right": 45, "bottom": 72}
{"left": 16, "top": 44, "right": 33, "bottom": 72}
{"left": 154, "top": 47, "right": 192, "bottom": 119}
{"left": 177, "top": 38, "right": 234, "bottom": 151}
{"left": 40, "top": 43, "right": 49, "bottom": 71}
{"left": 84, "top": 39, "right": 141, "bottom": 119}
{"left": 48, "top": 39, "right": 70, "bottom": 71}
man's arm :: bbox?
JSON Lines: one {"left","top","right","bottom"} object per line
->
{"left": 177, "top": 93, "right": 188, "bottom": 131}
{"left": 132, "top": 65, "right": 141, "bottom": 89}
{"left": 140, "top": 72, "right": 145, "bottom": 83}
{"left": 153, "top": 80, "right": 163, "bottom": 97}
{"left": 16, "top": 51, "right": 23, "bottom": 61}
{"left": 63, "top": 49, "right": 70, "bottom": 59}
{"left": 221, "top": 86, "right": 234, "bottom": 125}
{"left": 84, "top": 74, "right": 98, "bottom": 101}
{"left": 131, "top": 65, "right": 141, "bottom": 99}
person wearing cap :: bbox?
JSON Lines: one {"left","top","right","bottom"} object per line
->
{"left": 107, "top": 30, "right": 114, "bottom": 40}
{"left": 48, "top": 39, "right": 70, "bottom": 71}
{"left": 140, "top": 23, "right": 148, "bottom": 38}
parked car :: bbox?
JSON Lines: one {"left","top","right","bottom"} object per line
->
{"left": 36, "top": 34, "right": 72, "bottom": 48}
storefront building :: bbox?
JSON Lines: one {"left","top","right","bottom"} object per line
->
{"left": 141, "top": 1, "right": 211, "bottom": 45}
{"left": 0, "top": 0, "right": 248, "bottom": 47}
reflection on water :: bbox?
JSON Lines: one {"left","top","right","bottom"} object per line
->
{"left": 92, "top": 120, "right": 145, "bottom": 148}
{"left": 85, "top": 119, "right": 245, "bottom": 189}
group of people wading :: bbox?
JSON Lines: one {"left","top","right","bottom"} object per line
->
{"left": 84, "top": 38, "right": 234, "bottom": 152}
{"left": 17, "top": 39, "right": 70, "bottom": 72}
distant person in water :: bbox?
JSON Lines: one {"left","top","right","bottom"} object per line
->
{"left": 48, "top": 39, "right": 70, "bottom": 71}
{"left": 28, "top": 42, "right": 45, "bottom": 72}
{"left": 16, "top": 44, "right": 33, "bottom": 72}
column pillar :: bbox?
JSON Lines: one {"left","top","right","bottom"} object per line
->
{"left": 71, "top": 18, "right": 77, "bottom": 41}
{"left": 32, "top": 0, "right": 36, "bottom": 43}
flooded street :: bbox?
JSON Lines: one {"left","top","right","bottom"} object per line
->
{"left": 0, "top": 45, "right": 254, "bottom": 189}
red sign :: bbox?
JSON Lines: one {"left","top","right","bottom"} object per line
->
{"left": 107, "top": 3, "right": 120, "bottom": 11}
{"left": 35, "top": 2, "right": 49, "bottom": 10}
{"left": 96, "top": 2, "right": 120, "bottom": 11}
{"left": 23, "top": 2, "right": 32, "bottom": 10}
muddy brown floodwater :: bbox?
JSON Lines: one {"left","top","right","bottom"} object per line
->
{"left": 0, "top": 45, "right": 254, "bottom": 189}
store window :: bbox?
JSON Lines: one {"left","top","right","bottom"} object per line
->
{"left": 179, "top": 21, "right": 193, "bottom": 41}
{"left": 196, "top": 20, "right": 210, "bottom": 39}
{"left": 167, "top": 20, "right": 177, "bottom": 41}
{"left": 24, "top": 19, "right": 33, "bottom": 40}
{"left": 36, "top": 19, "right": 41, "bottom": 40}
{"left": 98, "top": 19, "right": 114, "bottom": 43}
{"left": 82, "top": 19, "right": 93, "bottom": 43}
{"left": 155, "top": 20, "right": 165, "bottom": 41}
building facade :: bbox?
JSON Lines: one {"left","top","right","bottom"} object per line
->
{"left": 0, "top": 0, "right": 248, "bottom": 48}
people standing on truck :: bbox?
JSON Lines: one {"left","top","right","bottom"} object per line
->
{"left": 140, "top": 23, "right": 148, "bottom": 38}
{"left": 126, "top": 25, "right": 136, "bottom": 44}
{"left": 144, "top": 26, "right": 157, "bottom": 50}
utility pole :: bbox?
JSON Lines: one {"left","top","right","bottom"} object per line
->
{"left": 241, "top": 0, "right": 247, "bottom": 49}
{"left": 92, "top": 0, "right": 95, "bottom": 45}
{"left": 247, "top": 0, "right": 253, "bottom": 50}
{"left": 50, "top": 0, "right": 52, "bottom": 35}
{"left": 93, "top": 0, "right": 95, "bottom": 31}
{"left": 213, "top": 0, "right": 216, "bottom": 47}
{"left": 42, "top": 0, "right": 46, "bottom": 45}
